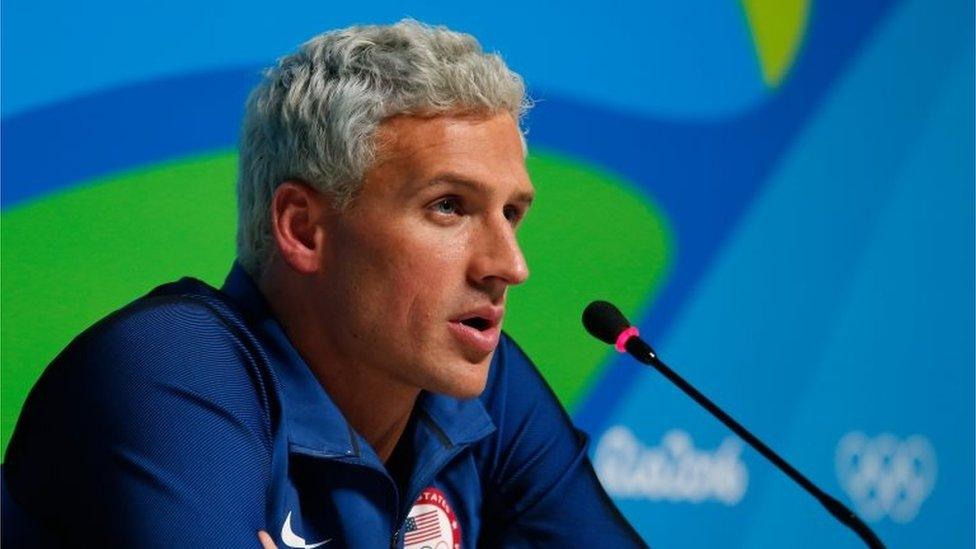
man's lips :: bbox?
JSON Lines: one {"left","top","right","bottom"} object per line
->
{"left": 449, "top": 306, "right": 503, "bottom": 355}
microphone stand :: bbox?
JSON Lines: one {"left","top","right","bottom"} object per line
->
{"left": 623, "top": 337, "right": 885, "bottom": 549}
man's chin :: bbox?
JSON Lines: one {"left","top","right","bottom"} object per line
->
{"left": 428, "top": 355, "right": 493, "bottom": 399}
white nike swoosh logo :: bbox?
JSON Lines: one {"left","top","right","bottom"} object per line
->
{"left": 281, "top": 511, "right": 331, "bottom": 548}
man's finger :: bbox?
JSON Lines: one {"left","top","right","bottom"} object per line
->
{"left": 258, "top": 530, "right": 278, "bottom": 549}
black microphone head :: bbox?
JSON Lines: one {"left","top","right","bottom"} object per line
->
{"left": 582, "top": 300, "right": 631, "bottom": 345}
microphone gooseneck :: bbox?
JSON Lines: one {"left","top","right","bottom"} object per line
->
{"left": 582, "top": 300, "right": 886, "bottom": 549}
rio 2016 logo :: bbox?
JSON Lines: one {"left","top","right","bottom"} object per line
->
{"left": 835, "top": 432, "right": 937, "bottom": 523}
{"left": 593, "top": 426, "right": 748, "bottom": 505}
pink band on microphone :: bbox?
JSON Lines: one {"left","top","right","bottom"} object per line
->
{"left": 614, "top": 326, "right": 639, "bottom": 353}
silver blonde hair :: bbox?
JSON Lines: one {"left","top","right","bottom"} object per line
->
{"left": 236, "top": 19, "right": 530, "bottom": 276}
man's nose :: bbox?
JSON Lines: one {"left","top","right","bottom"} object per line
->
{"left": 469, "top": 215, "right": 530, "bottom": 289}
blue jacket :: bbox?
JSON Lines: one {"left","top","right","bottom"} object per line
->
{"left": 3, "top": 263, "right": 646, "bottom": 547}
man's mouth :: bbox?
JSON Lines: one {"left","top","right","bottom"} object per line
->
{"left": 449, "top": 306, "right": 503, "bottom": 355}
{"left": 459, "top": 316, "right": 492, "bottom": 331}
{"left": 453, "top": 305, "right": 503, "bottom": 331}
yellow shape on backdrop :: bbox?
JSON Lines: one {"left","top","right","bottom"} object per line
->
{"left": 741, "top": 0, "right": 811, "bottom": 87}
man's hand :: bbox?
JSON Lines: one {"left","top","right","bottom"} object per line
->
{"left": 258, "top": 530, "right": 277, "bottom": 549}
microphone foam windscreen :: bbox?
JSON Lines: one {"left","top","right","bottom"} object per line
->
{"left": 582, "top": 301, "right": 631, "bottom": 345}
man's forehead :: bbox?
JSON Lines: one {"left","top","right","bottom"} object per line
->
{"left": 368, "top": 112, "right": 533, "bottom": 198}
{"left": 376, "top": 111, "right": 521, "bottom": 154}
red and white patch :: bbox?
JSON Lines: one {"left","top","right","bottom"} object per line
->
{"left": 403, "top": 486, "right": 462, "bottom": 549}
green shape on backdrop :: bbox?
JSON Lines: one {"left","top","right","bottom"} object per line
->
{"left": 741, "top": 0, "right": 811, "bottom": 87}
{"left": 506, "top": 152, "right": 672, "bottom": 409}
{"left": 1, "top": 150, "right": 672, "bottom": 455}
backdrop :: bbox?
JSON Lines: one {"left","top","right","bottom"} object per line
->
{"left": 2, "top": 0, "right": 973, "bottom": 546}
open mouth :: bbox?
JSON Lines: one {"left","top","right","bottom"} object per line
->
{"left": 449, "top": 305, "right": 503, "bottom": 355}
{"left": 450, "top": 312, "right": 502, "bottom": 355}
{"left": 459, "top": 317, "right": 492, "bottom": 331}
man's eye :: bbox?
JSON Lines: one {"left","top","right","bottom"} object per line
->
{"left": 432, "top": 197, "right": 462, "bottom": 215}
{"left": 503, "top": 205, "right": 524, "bottom": 225}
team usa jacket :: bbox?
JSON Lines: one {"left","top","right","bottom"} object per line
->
{"left": 3, "top": 263, "right": 647, "bottom": 548}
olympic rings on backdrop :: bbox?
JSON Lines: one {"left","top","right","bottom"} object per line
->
{"left": 835, "top": 431, "right": 936, "bottom": 523}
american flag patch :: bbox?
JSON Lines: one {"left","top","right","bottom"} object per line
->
{"left": 404, "top": 509, "right": 442, "bottom": 545}
{"left": 404, "top": 486, "right": 461, "bottom": 548}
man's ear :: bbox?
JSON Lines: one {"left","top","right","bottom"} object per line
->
{"left": 270, "top": 181, "right": 328, "bottom": 275}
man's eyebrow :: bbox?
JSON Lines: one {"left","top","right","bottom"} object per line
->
{"left": 424, "top": 172, "right": 535, "bottom": 205}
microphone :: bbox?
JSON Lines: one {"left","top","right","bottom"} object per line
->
{"left": 582, "top": 300, "right": 885, "bottom": 549}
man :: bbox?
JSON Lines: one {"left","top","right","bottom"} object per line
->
{"left": 3, "top": 20, "right": 646, "bottom": 547}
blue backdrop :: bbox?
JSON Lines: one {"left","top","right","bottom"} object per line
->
{"left": 2, "top": 0, "right": 973, "bottom": 547}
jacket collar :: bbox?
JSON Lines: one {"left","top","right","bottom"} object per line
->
{"left": 219, "top": 262, "right": 495, "bottom": 461}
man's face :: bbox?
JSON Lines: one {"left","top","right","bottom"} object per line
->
{"left": 313, "top": 112, "right": 533, "bottom": 399}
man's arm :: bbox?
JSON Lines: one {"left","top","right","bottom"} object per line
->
{"left": 3, "top": 298, "right": 275, "bottom": 547}
{"left": 476, "top": 335, "right": 649, "bottom": 547}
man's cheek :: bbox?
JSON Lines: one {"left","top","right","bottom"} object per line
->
{"left": 403, "top": 288, "right": 440, "bottom": 332}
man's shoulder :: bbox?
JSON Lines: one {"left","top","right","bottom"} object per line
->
{"left": 3, "top": 277, "right": 277, "bottom": 543}
{"left": 477, "top": 332, "right": 576, "bottom": 435}
{"left": 68, "top": 277, "right": 255, "bottom": 372}
{"left": 22, "top": 276, "right": 275, "bottom": 430}
{"left": 83, "top": 276, "right": 244, "bottom": 347}
{"left": 481, "top": 332, "right": 547, "bottom": 403}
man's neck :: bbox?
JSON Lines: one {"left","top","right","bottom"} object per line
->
{"left": 312, "top": 359, "right": 419, "bottom": 463}
{"left": 258, "top": 267, "right": 419, "bottom": 463}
